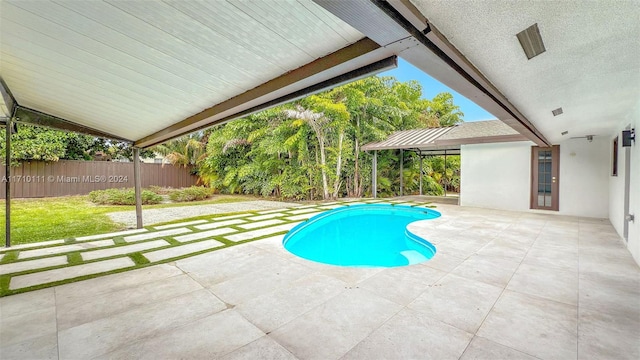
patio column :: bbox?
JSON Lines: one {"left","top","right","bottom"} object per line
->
{"left": 372, "top": 150, "right": 377, "bottom": 198}
{"left": 399, "top": 149, "right": 403, "bottom": 196}
{"left": 133, "top": 147, "right": 143, "bottom": 229}
{"left": 444, "top": 150, "right": 447, "bottom": 197}
{"left": 419, "top": 154, "right": 423, "bottom": 196}
{"left": 5, "top": 117, "right": 11, "bottom": 247}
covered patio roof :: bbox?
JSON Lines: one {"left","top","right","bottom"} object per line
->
{"left": 361, "top": 120, "right": 528, "bottom": 153}
{"left": 1, "top": 0, "right": 579, "bottom": 149}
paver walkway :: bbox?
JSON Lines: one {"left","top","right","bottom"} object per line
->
{"left": 1, "top": 203, "right": 637, "bottom": 360}
{"left": 0, "top": 198, "right": 405, "bottom": 295}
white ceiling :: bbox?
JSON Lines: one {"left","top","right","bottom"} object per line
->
{"left": 0, "top": 0, "right": 363, "bottom": 141}
{"left": 410, "top": 0, "right": 640, "bottom": 143}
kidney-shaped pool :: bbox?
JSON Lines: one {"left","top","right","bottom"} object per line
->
{"left": 282, "top": 204, "right": 440, "bottom": 267}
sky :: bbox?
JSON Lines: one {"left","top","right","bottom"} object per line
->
{"left": 380, "top": 58, "right": 495, "bottom": 122}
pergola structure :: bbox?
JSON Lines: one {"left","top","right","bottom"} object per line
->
{"left": 362, "top": 120, "right": 529, "bottom": 197}
{"left": 2, "top": 0, "right": 637, "bottom": 247}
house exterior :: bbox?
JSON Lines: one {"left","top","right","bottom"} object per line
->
{"left": 461, "top": 120, "right": 639, "bottom": 265}
{"left": 364, "top": 119, "right": 639, "bottom": 266}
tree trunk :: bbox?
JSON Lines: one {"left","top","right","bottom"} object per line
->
{"left": 332, "top": 130, "right": 344, "bottom": 199}
{"left": 318, "top": 137, "right": 329, "bottom": 200}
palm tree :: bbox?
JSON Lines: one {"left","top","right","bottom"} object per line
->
{"left": 283, "top": 105, "right": 331, "bottom": 200}
{"left": 153, "top": 132, "right": 206, "bottom": 167}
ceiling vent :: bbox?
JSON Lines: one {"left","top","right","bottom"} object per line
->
{"left": 516, "top": 23, "right": 546, "bottom": 60}
{"left": 552, "top": 107, "right": 563, "bottom": 116}
{"left": 561, "top": 131, "right": 569, "bottom": 136}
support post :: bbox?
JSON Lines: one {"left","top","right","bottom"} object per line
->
{"left": 399, "top": 149, "right": 403, "bottom": 197}
{"left": 5, "top": 117, "right": 11, "bottom": 247}
{"left": 419, "top": 154, "right": 423, "bottom": 196}
{"left": 133, "top": 147, "right": 143, "bottom": 229}
{"left": 372, "top": 150, "right": 377, "bottom": 198}
{"left": 443, "top": 151, "right": 447, "bottom": 197}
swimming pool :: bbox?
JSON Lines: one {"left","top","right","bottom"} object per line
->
{"left": 282, "top": 204, "right": 440, "bottom": 267}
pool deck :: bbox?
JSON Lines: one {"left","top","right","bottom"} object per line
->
{"left": 2, "top": 204, "right": 639, "bottom": 359}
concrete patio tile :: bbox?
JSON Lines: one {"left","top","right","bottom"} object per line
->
{"left": 256, "top": 208, "right": 290, "bottom": 214}
{"left": 359, "top": 265, "right": 446, "bottom": 306}
{"left": 19, "top": 239, "right": 114, "bottom": 259}
{"left": 76, "top": 228, "right": 147, "bottom": 241}
{"left": 0, "top": 288, "right": 55, "bottom": 319}
{"left": 56, "top": 274, "right": 204, "bottom": 331}
{"left": 287, "top": 208, "right": 321, "bottom": 215}
{"left": 81, "top": 240, "right": 170, "bottom": 261}
{"left": 451, "top": 254, "right": 520, "bottom": 287}
{"left": 270, "top": 288, "right": 403, "bottom": 360}
{"left": 176, "top": 245, "right": 272, "bottom": 287}
{"left": 342, "top": 308, "right": 473, "bottom": 360}
{"left": 246, "top": 213, "right": 285, "bottom": 221}
{"left": 195, "top": 218, "right": 246, "bottom": 230}
{"left": 0, "top": 307, "right": 57, "bottom": 348}
{"left": 238, "top": 219, "right": 285, "bottom": 229}
{"left": 0, "top": 333, "right": 58, "bottom": 360}
{"left": 210, "top": 261, "right": 314, "bottom": 305}
{"left": 477, "top": 290, "right": 577, "bottom": 360}
{"left": 0, "top": 255, "right": 67, "bottom": 275}
{"left": 213, "top": 213, "right": 249, "bottom": 221}
{"left": 317, "top": 204, "right": 344, "bottom": 209}
{"left": 174, "top": 228, "right": 237, "bottom": 242}
{"left": 225, "top": 223, "right": 298, "bottom": 242}
{"left": 58, "top": 289, "right": 227, "bottom": 359}
{"left": 10, "top": 257, "right": 135, "bottom": 290}
{"left": 578, "top": 307, "right": 640, "bottom": 360}
{"left": 579, "top": 250, "right": 640, "bottom": 279}
{"left": 249, "top": 234, "right": 286, "bottom": 251}
{"left": 220, "top": 336, "right": 297, "bottom": 360}
{"left": 95, "top": 310, "right": 264, "bottom": 360}
{"left": 54, "top": 264, "right": 183, "bottom": 303}
{"left": 236, "top": 273, "right": 346, "bottom": 333}
{"left": 124, "top": 227, "right": 192, "bottom": 242}
{"left": 523, "top": 246, "right": 578, "bottom": 272}
{"left": 476, "top": 238, "right": 531, "bottom": 261}
{"left": 507, "top": 263, "right": 578, "bottom": 306}
{"left": 460, "top": 336, "right": 538, "bottom": 360}
{"left": 152, "top": 220, "right": 208, "bottom": 229}
{"left": 422, "top": 251, "right": 466, "bottom": 272}
{"left": 286, "top": 211, "right": 322, "bottom": 221}
{"left": 579, "top": 272, "right": 640, "bottom": 316}
{"left": 409, "top": 273, "right": 503, "bottom": 333}
{"left": 320, "top": 266, "right": 383, "bottom": 285}
{"left": 144, "top": 240, "right": 225, "bottom": 262}
{"left": 0, "top": 239, "right": 65, "bottom": 252}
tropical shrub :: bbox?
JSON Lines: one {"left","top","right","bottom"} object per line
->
{"left": 168, "top": 186, "right": 213, "bottom": 202}
{"left": 88, "top": 188, "right": 162, "bottom": 205}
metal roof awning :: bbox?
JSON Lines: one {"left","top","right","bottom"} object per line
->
{"left": 361, "top": 120, "right": 529, "bottom": 153}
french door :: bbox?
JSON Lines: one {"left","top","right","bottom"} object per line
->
{"left": 531, "top": 146, "right": 559, "bottom": 211}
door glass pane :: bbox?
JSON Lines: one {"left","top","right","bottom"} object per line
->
{"left": 537, "top": 150, "right": 552, "bottom": 208}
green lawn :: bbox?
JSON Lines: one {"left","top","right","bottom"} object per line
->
{"left": 0, "top": 194, "right": 254, "bottom": 245}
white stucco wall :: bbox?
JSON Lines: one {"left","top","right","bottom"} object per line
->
{"left": 609, "top": 114, "right": 639, "bottom": 265}
{"left": 460, "top": 139, "right": 609, "bottom": 218}
{"left": 558, "top": 137, "right": 610, "bottom": 218}
{"left": 460, "top": 141, "right": 532, "bottom": 211}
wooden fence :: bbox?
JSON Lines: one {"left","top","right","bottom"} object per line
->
{"left": 0, "top": 160, "right": 198, "bottom": 198}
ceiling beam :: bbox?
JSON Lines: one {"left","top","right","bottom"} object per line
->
{"left": 135, "top": 37, "right": 388, "bottom": 148}
{"left": 313, "top": 0, "right": 550, "bottom": 146}
{"left": 13, "top": 106, "right": 132, "bottom": 142}
{"left": 0, "top": 77, "right": 17, "bottom": 118}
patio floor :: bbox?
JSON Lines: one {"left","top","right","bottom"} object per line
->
{"left": 1, "top": 204, "right": 639, "bottom": 359}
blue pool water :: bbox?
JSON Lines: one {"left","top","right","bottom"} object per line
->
{"left": 282, "top": 204, "right": 440, "bottom": 267}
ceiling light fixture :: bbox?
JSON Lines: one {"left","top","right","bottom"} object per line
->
{"left": 516, "top": 23, "right": 546, "bottom": 60}
{"left": 552, "top": 107, "right": 563, "bottom": 116}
